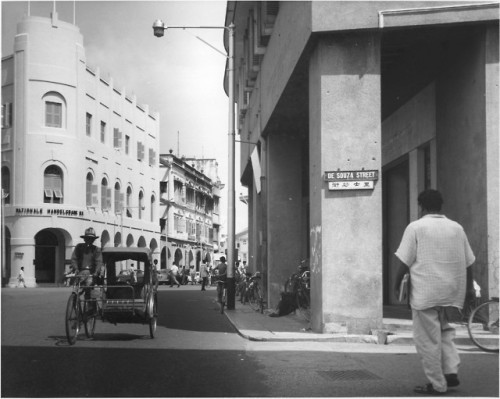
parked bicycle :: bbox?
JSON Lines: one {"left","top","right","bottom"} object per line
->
{"left": 244, "top": 272, "right": 264, "bottom": 314}
{"left": 284, "top": 259, "right": 311, "bottom": 322}
{"left": 237, "top": 271, "right": 251, "bottom": 303}
{"left": 467, "top": 297, "right": 499, "bottom": 353}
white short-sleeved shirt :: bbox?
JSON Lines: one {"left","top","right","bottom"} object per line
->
{"left": 395, "top": 214, "right": 475, "bottom": 310}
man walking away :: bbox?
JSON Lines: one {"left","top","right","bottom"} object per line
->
{"left": 394, "top": 189, "right": 475, "bottom": 395}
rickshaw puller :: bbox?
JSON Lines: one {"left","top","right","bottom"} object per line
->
{"left": 71, "top": 228, "right": 105, "bottom": 312}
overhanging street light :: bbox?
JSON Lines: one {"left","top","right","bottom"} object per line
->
{"left": 152, "top": 19, "right": 237, "bottom": 310}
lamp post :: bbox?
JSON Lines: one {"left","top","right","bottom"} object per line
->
{"left": 152, "top": 19, "right": 236, "bottom": 309}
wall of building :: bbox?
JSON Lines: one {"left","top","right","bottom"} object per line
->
{"left": 231, "top": 1, "right": 498, "bottom": 333}
{"left": 436, "top": 26, "right": 499, "bottom": 298}
{"left": 2, "top": 14, "right": 160, "bottom": 286}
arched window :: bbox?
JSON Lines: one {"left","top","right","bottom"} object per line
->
{"left": 43, "top": 92, "right": 66, "bottom": 128}
{"left": 126, "top": 186, "right": 132, "bottom": 217}
{"left": 114, "top": 182, "right": 122, "bottom": 214}
{"left": 101, "top": 178, "right": 109, "bottom": 211}
{"left": 44, "top": 165, "right": 63, "bottom": 204}
{"left": 86, "top": 173, "right": 94, "bottom": 206}
{"left": 1, "top": 166, "right": 10, "bottom": 204}
{"left": 138, "top": 191, "right": 144, "bottom": 219}
{"left": 150, "top": 195, "right": 155, "bottom": 222}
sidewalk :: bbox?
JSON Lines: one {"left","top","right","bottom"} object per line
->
{"left": 224, "top": 300, "right": 473, "bottom": 345}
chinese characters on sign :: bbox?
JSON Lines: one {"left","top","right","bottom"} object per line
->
{"left": 324, "top": 170, "right": 378, "bottom": 191}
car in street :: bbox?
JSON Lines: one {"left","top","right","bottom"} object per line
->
{"left": 156, "top": 269, "right": 170, "bottom": 285}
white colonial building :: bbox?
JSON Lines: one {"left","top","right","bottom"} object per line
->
{"left": 1, "top": 12, "right": 161, "bottom": 286}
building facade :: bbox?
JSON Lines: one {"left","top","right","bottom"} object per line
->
{"left": 1, "top": 13, "right": 161, "bottom": 286}
{"left": 225, "top": 1, "right": 499, "bottom": 333}
{"left": 236, "top": 228, "right": 248, "bottom": 264}
{"left": 159, "top": 152, "right": 223, "bottom": 271}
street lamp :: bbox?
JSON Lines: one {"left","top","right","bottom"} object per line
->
{"left": 152, "top": 19, "right": 236, "bottom": 310}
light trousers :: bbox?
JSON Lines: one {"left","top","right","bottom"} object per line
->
{"left": 412, "top": 307, "right": 460, "bottom": 392}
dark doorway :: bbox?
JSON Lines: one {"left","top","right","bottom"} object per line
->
{"left": 34, "top": 230, "right": 58, "bottom": 283}
{"left": 2, "top": 227, "right": 11, "bottom": 286}
{"left": 383, "top": 158, "right": 409, "bottom": 306}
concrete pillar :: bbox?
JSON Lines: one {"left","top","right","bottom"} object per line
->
{"left": 8, "top": 237, "right": 36, "bottom": 287}
{"left": 309, "top": 32, "right": 383, "bottom": 334}
{"left": 266, "top": 132, "right": 304, "bottom": 308}
{"left": 485, "top": 25, "right": 499, "bottom": 298}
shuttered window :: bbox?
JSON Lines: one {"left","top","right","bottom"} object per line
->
{"left": 44, "top": 165, "right": 63, "bottom": 203}
{"left": 101, "top": 178, "right": 109, "bottom": 211}
{"left": 2, "top": 166, "right": 10, "bottom": 204}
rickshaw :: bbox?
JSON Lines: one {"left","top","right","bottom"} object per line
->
{"left": 65, "top": 247, "right": 158, "bottom": 345}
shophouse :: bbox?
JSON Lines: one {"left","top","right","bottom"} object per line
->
{"left": 1, "top": 12, "right": 161, "bottom": 287}
{"left": 225, "top": 1, "right": 499, "bottom": 333}
{"left": 159, "top": 152, "right": 223, "bottom": 271}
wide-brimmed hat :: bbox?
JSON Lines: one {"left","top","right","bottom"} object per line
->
{"left": 81, "top": 227, "right": 99, "bottom": 239}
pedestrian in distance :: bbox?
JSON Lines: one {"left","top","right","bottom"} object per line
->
{"left": 394, "top": 189, "right": 476, "bottom": 395}
{"left": 17, "top": 266, "right": 27, "bottom": 288}
{"left": 213, "top": 256, "right": 228, "bottom": 303}
{"left": 190, "top": 266, "right": 196, "bottom": 285}
{"left": 200, "top": 260, "right": 209, "bottom": 291}
{"left": 180, "top": 266, "right": 188, "bottom": 285}
{"left": 169, "top": 263, "right": 180, "bottom": 288}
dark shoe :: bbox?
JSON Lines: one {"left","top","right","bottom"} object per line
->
{"left": 177, "top": 285, "right": 180, "bottom": 288}
{"left": 445, "top": 374, "right": 459, "bottom": 387}
{"left": 414, "top": 384, "right": 446, "bottom": 395}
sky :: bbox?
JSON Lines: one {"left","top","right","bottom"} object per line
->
{"left": 1, "top": 0, "right": 248, "bottom": 233}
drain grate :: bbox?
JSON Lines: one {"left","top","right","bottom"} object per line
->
{"left": 318, "top": 369, "right": 381, "bottom": 381}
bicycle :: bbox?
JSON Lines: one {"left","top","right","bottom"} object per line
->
{"left": 65, "top": 275, "right": 101, "bottom": 345}
{"left": 245, "top": 272, "right": 264, "bottom": 314}
{"left": 217, "top": 280, "right": 227, "bottom": 314}
{"left": 284, "top": 260, "right": 311, "bottom": 322}
{"left": 467, "top": 297, "right": 499, "bottom": 353}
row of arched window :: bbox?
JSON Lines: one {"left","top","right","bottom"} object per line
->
{"left": 1, "top": 165, "right": 156, "bottom": 222}
{"left": 86, "top": 172, "right": 156, "bottom": 222}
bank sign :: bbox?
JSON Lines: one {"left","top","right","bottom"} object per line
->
{"left": 325, "top": 169, "right": 379, "bottom": 191}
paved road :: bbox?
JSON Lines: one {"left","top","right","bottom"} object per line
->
{"left": 2, "top": 286, "right": 498, "bottom": 397}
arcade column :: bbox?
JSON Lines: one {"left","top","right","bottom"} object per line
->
{"left": 8, "top": 237, "right": 36, "bottom": 287}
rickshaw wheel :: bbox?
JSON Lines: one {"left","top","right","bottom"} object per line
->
{"left": 83, "top": 301, "right": 97, "bottom": 339}
{"left": 148, "top": 294, "right": 157, "bottom": 339}
{"left": 65, "top": 293, "right": 80, "bottom": 345}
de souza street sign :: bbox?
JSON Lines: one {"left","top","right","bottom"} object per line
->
{"left": 324, "top": 169, "right": 379, "bottom": 191}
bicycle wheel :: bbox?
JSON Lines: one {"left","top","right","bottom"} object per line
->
{"left": 296, "top": 288, "right": 311, "bottom": 322}
{"left": 468, "top": 299, "right": 499, "bottom": 353}
{"left": 248, "top": 285, "right": 262, "bottom": 312}
{"left": 65, "top": 293, "right": 80, "bottom": 345}
{"left": 83, "top": 299, "right": 97, "bottom": 339}
{"left": 148, "top": 294, "right": 157, "bottom": 339}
